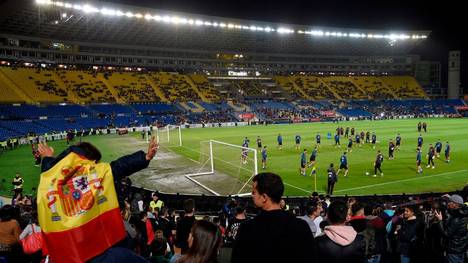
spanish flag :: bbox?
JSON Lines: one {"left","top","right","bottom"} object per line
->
{"left": 37, "top": 150, "right": 126, "bottom": 263}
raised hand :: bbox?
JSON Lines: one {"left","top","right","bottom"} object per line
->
{"left": 146, "top": 136, "right": 159, "bottom": 161}
{"left": 38, "top": 142, "right": 54, "bottom": 158}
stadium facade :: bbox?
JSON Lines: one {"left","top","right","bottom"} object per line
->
{"left": 0, "top": 0, "right": 443, "bottom": 98}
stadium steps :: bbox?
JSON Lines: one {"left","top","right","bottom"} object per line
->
{"left": 178, "top": 102, "right": 192, "bottom": 111}
{"left": 0, "top": 68, "right": 34, "bottom": 103}
{"left": 316, "top": 77, "right": 342, "bottom": 100}
{"left": 227, "top": 101, "right": 250, "bottom": 112}
{"left": 51, "top": 71, "right": 80, "bottom": 104}
{"left": 0, "top": 75, "right": 28, "bottom": 103}
{"left": 144, "top": 75, "right": 169, "bottom": 102}
{"left": 182, "top": 75, "right": 209, "bottom": 102}
{"left": 277, "top": 76, "right": 309, "bottom": 99}
{"left": 180, "top": 101, "right": 204, "bottom": 113}
{"left": 96, "top": 74, "right": 125, "bottom": 104}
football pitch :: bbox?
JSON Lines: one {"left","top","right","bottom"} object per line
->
{"left": 1, "top": 118, "right": 467, "bottom": 197}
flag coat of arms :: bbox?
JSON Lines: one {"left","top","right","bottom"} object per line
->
{"left": 37, "top": 151, "right": 126, "bottom": 263}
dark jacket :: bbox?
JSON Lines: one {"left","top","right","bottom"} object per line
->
{"left": 438, "top": 206, "right": 468, "bottom": 254}
{"left": 396, "top": 217, "right": 424, "bottom": 257}
{"left": 42, "top": 146, "right": 150, "bottom": 207}
{"left": 314, "top": 225, "right": 365, "bottom": 263}
{"left": 231, "top": 209, "right": 314, "bottom": 263}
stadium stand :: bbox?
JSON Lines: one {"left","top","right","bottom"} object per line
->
{"left": 189, "top": 74, "right": 222, "bottom": 102}
{"left": 57, "top": 70, "right": 117, "bottom": 103}
{"left": 0, "top": 67, "right": 71, "bottom": 103}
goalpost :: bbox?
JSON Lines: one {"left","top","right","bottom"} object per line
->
{"left": 185, "top": 140, "right": 258, "bottom": 196}
{"left": 156, "top": 125, "right": 182, "bottom": 147}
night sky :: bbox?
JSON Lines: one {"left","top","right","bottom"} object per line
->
{"left": 106, "top": 0, "right": 465, "bottom": 92}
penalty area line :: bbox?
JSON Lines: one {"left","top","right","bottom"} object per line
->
{"left": 335, "top": 168, "right": 468, "bottom": 193}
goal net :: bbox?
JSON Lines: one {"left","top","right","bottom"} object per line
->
{"left": 185, "top": 140, "right": 258, "bottom": 196}
{"left": 156, "top": 125, "right": 182, "bottom": 147}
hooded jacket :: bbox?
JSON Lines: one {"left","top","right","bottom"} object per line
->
{"left": 314, "top": 225, "right": 365, "bottom": 263}
{"left": 439, "top": 206, "right": 468, "bottom": 254}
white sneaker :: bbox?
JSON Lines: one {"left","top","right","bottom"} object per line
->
{"left": 373, "top": 174, "right": 377, "bottom": 177}
{"left": 381, "top": 173, "right": 384, "bottom": 176}
{"left": 432, "top": 166, "right": 435, "bottom": 169}
{"left": 426, "top": 165, "right": 430, "bottom": 168}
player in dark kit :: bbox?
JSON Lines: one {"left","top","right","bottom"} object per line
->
{"left": 295, "top": 134, "right": 302, "bottom": 150}
{"left": 388, "top": 140, "right": 395, "bottom": 160}
{"left": 374, "top": 150, "right": 384, "bottom": 177}
{"left": 395, "top": 134, "right": 401, "bottom": 150}
{"left": 300, "top": 149, "right": 308, "bottom": 176}
{"left": 351, "top": 127, "right": 355, "bottom": 136}
{"left": 257, "top": 136, "right": 262, "bottom": 149}
{"left": 327, "top": 163, "right": 338, "bottom": 195}
{"left": 445, "top": 142, "right": 451, "bottom": 163}
{"left": 360, "top": 131, "right": 365, "bottom": 145}
{"left": 345, "top": 127, "right": 349, "bottom": 138}
{"left": 308, "top": 146, "right": 318, "bottom": 167}
{"left": 417, "top": 122, "right": 422, "bottom": 132}
{"left": 365, "top": 131, "right": 370, "bottom": 143}
{"left": 426, "top": 144, "right": 435, "bottom": 169}
{"left": 422, "top": 122, "right": 427, "bottom": 133}
{"left": 347, "top": 138, "right": 353, "bottom": 152}
{"left": 371, "top": 133, "right": 377, "bottom": 149}
{"left": 316, "top": 133, "right": 321, "bottom": 149}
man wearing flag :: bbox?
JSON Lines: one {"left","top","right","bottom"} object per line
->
{"left": 37, "top": 137, "right": 158, "bottom": 263}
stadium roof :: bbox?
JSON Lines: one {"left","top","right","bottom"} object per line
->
{"left": 0, "top": 0, "right": 431, "bottom": 56}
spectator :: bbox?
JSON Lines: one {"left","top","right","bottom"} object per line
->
{"left": 396, "top": 205, "right": 424, "bottom": 263}
{"left": 0, "top": 205, "right": 21, "bottom": 262}
{"left": 19, "top": 212, "right": 43, "bottom": 262}
{"left": 435, "top": 194, "right": 468, "bottom": 263}
{"left": 300, "top": 201, "right": 322, "bottom": 237}
{"left": 226, "top": 204, "right": 247, "bottom": 244}
{"left": 37, "top": 137, "right": 158, "bottom": 263}
{"left": 348, "top": 202, "right": 384, "bottom": 263}
{"left": 231, "top": 172, "right": 314, "bottom": 263}
{"left": 149, "top": 234, "right": 172, "bottom": 263}
{"left": 175, "top": 199, "right": 196, "bottom": 255}
{"left": 314, "top": 200, "right": 365, "bottom": 263}
{"left": 176, "top": 220, "right": 222, "bottom": 263}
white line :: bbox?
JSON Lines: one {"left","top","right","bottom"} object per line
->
{"left": 284, "top": 182, "right": 312, "bottom": 194}
{"left": 335, "top": 169, "right": 468, "bottom": 193}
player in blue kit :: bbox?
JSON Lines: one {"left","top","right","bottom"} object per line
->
{"left": 416, "top": 147, "right": 423, "bottom": 174}
{"left": 334, "top": 133, "right": 341, "bottom": 148}
{"left": 277, "top": 133, "right": 283, "bottom": 150}
{"left": 337, "top": 152, "right": 349, "bottom": 177}
{"left": 261, "top": 146, "right": 267, "bottom": 169}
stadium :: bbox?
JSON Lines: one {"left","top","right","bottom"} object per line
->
{"left": 0, "top": 0, "right": 467, "bottom": 262}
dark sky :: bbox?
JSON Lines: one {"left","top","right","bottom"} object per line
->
{"left": 104, "top": 0, "right": 467, "bottom": 91}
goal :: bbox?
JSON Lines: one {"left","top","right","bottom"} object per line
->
{"left": 185, "top": 140, "right": 258, "bottom": 196}
{"left": 156, "top": 125, "right": 182, "bottom": 147}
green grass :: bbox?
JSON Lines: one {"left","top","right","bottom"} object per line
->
{"left": 168, "top": 118, "right": 468, "bottom": 196}
{"left": 1, "top": 118, "right": 467, "bottom": 197}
